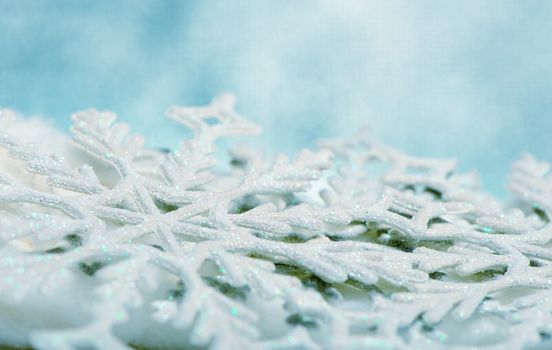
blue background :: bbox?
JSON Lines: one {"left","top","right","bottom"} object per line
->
{"left": 1, "top": 0, "right": 551, "bottom": 196}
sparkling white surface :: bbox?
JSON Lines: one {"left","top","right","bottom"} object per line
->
{"left": 0, "top": 96, "right": 551, "bottom": 349}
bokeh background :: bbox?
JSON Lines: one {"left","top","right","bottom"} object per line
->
{"left": 1, "top": 0, "right": 551, "bottom": 196}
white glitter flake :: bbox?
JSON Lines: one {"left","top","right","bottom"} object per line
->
{"left": 0, "top": 96, "right": 551, "bottom": 350}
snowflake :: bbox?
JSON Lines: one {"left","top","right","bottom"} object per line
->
{"left": 0, "top": 94, "right": 551, "bottom": 350}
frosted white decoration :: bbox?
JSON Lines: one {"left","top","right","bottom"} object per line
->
{"left": 0, "top": 95, "right": 551, "bottom": 350}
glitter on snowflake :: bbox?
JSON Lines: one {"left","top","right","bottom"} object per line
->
{"left": 0, "top": 95, "right": 551, "bottom": 350}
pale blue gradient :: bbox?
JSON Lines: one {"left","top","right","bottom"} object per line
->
{"left": 1, "top": 0, "right": 551, "bottom": 196}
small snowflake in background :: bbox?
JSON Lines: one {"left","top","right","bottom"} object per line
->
{"left": 0, "top": 95, "right": 551, "bottom": 350}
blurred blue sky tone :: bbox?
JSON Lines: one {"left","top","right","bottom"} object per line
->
{"left": 1, "top": 0, "right": 551, "bottom": 196}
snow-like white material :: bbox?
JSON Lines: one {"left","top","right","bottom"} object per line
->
{"left": 0, "top": 95, "right": 551, "bottom": 350}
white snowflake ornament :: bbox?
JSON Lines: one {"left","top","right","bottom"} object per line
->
{"left": 0, "top": 96, "right": 551, "bottom": 350}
